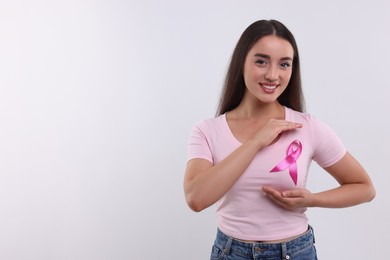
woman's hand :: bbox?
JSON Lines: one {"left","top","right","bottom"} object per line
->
{"left": 261, "top": 153, "right": 376, "bottom": 211}
{"left": 262, "top": 186, "right": 315, "bottom": 210}
{"left": 252, "top": 119, "right": 302, "bottom": 148}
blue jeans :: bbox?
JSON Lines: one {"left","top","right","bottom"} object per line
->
{"left": 210, "top": 226, "right": 318, "bottom": 260}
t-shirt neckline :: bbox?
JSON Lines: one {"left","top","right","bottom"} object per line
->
{"left": 222, "top": 106, "right": 290, "bottom": 146}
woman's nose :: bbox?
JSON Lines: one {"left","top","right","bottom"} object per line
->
{"left": 265, "top": 65, "right": 278, "bottom": 81}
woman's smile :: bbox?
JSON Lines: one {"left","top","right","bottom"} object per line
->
{"left": 259, "top": 83, "right": 279, "bottom": 94}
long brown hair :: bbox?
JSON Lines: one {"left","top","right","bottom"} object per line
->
{"left": 216, "top": 20, "right": 305, "bottom": 116}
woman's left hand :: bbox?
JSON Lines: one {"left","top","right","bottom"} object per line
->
{"left": 262, "top": 153, "right": 376, "bottom": 210}
{"left": 262, "top": 187, "right": 315, "bottom": 210}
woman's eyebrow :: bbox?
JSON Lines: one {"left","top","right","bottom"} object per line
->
{"left": 254, "top": 53, "right": 271, "bottom": 59}
{"left": 280, "top": 57, "right": 293, "bottom": 61}
{"left": 254, "top": 53, "right": 293, "bottom": 61}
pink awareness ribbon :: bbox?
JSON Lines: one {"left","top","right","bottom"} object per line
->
{"left": 270, "top": 140, "right": 302, "bottom": 185}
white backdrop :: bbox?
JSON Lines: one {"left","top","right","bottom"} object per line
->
{"left": 0, "top": 1, "right": 389, "bottom": 259}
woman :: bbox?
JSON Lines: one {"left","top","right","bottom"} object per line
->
{"left": 184, "top": 20, "right": 375, "bottom": 260}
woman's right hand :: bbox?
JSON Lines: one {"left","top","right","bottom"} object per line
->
{"left": 252, "top": 119, "right": 302, "bottom": 148}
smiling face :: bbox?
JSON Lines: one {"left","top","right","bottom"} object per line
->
{"left": 242, "top": 35, "right": 294, "bottom": 106}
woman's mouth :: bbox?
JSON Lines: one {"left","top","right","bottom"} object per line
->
{"left": 259, "top": 83, "right": 279, "bottom": 94}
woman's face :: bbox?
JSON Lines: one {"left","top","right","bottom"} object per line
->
{"left": 243, "top": 35, "right": 294, "bottom": 105}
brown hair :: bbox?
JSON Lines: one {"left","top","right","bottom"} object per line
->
{"left": 216, "top": 20, "right": 305, "bottom": 115}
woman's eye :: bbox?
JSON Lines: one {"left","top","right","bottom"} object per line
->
{"left": 255, "top": 60, "right": 267, "bottom": 65}
{"left": 280, "top": 62, "right": 291, "bottom": 68}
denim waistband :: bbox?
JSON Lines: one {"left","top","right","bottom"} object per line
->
{"left": 214, "top": 226, "right": 316, "bottom": 259}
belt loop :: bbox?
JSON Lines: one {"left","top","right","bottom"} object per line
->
{"left": 281, "top": 243, "right": 290, "bottom": 259}
{"left": 223, "top": 236, "right": 233, "bottom": 255}
{"left": 309, "top": 225, "right": 316, "bottom": 244}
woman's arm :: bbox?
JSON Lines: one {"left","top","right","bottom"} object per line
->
{"left": 262, "top": 152, "right": 376, "bottom": 209}
{"left": 184, "top": 119, "right": 303, "bottom": 212}
{"left": 184, "top": 140, "right": 262, "bottom": 212}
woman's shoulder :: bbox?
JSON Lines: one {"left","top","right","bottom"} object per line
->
{"left": 286, "top": 107, "right": 339, "bottom": 136}
{"left": 191, "top": 114, "right": 226, "bottom": 132}
{"left": 286, "top": 107, "right": 317, "bottom": 123}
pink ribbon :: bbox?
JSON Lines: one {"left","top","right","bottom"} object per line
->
{"left": 270, "top": 140, "right": 302, "bottom": 185}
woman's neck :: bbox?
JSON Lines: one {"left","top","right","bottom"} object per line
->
{"left": 231, "top": 101, "right": 285, "bottom": 121}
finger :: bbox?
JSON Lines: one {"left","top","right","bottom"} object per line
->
{"left": 265, "top": 192, "right": 290, "bottom": 208}
{"left": 262, "top": 187, "right": 282, "bottom": 198}
{"left": 262, "top": 187, "right": 287, "bottom": 203}
{"left": 283, "top": 122, "right": 303, "bottom": 130}
{"left": 282, "top": 189, "right": 303, "bottom": 198}
{"left": 275, "top": 122, "right": 302, "bottom": 135}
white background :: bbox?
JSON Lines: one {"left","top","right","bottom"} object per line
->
{"left": 0, "top": 1, "right": 389, "bottom": 259}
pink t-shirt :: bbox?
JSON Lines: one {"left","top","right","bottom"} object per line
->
{"left": 187, "top": 107, "right": 347, "bottom": 241}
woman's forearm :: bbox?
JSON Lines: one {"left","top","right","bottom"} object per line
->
{"left": 312, "top": 183, "right": 376, "bottom": 208}
{"left": 311, "top": 152, "right": 376, "bottom": 208}
{"left": 185, "top": 139, "right": 263, "bottom": 212}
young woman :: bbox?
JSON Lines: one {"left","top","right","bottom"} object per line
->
{"left": 184, "top": 20, "right": 375, "bottom": 260}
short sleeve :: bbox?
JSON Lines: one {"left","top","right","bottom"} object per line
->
{"left": 187, "top": 122, "right": 214, "bottom": 164}
{"left": 311, "top": 117, "right": 347, "bottom": 168}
